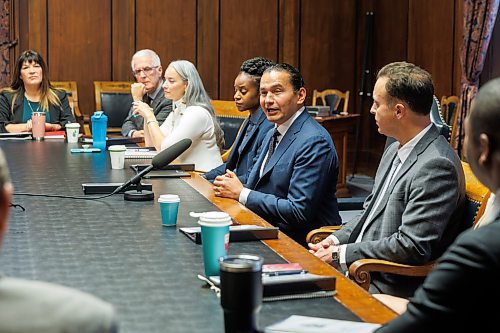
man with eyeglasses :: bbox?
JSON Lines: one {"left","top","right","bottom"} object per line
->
{"left": 121, "top": 49, "right": 172, "bottom": 138}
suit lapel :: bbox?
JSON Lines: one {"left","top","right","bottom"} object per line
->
{"left": 238, "top": 109, "right": 265, "bottom": 154}
{"left": 366, "top": 125, "right": 440, "bottom": 224}
{"left": 246, "top": 129, "right": 273, "bottom": 188}
{"left": 257, "top": 111, "right": 308, "bottom": 183}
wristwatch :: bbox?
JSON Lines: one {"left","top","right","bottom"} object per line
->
{"left": 331, "top": 249, "right": 340, "bottom": 267}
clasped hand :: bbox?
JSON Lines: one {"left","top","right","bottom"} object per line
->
{"left": 308, "top": 239, "right": 336, "bottom": 265}
{"left": 212, "top": 170, "right": 243, "bottom": 200}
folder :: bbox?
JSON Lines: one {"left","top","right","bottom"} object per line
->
{"left": 180, "top": 225, "right": 279, "bottom": 244}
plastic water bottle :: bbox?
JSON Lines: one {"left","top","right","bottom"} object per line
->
{"left": 91, "top": 111, "right": 108, "bottom": 150}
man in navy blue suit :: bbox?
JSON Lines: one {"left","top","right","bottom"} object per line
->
{"left": 213, "top": 63, "right": 341, "bottom": 245}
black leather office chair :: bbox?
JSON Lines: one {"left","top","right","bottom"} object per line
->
{"left": 211, "top": 100, "right": 248, "bottom": 152}
{"left": 94, "top": 81, "right": 134, "bottom": 134}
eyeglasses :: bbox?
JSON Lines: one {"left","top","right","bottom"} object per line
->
{"left": 132, "top": 66, "right": 159, "bottom": 77}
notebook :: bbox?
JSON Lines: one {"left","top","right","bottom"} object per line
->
{"left": 124, "top": 148, "right": 158, "bottom": 159}
{"left": 180, "top": 225, "right": 279, "bottom": 244}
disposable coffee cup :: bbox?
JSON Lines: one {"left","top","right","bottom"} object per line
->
{"left": 31, "top": 112, "right": 46, "bottom": 141}
{"left": 158, "top": 194, "right": 180, "bottom": 227}
{"left": 198, "top": 211, "right": 232, "bottom": 277}
{"left": 65, "top": 123, "right": 80, "bottom": 143}
{"left": 108, "top": 145, "right": 127, "bottom": 169}
{"left": 220, "top": 255, "right": 263, "bottom": 333}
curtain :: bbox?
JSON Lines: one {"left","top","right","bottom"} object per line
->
{"left": 458, "top": 0, "right": 499, "bottom": 156}
{"left": 0, "top": 0, "right": 11, "bottom": 88}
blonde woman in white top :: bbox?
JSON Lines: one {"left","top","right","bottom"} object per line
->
{"left": 133, "top": 60, "right": 224, "bottom": 172}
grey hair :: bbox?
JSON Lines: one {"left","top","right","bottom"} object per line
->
{"left": 169, "top": 60, "right": 224, "bottom": 151}
{"left": 131, "top": 49, "right": 161, "bottom": 71}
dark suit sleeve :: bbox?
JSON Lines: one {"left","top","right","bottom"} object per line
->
{"left": 121, "top": 106, "right": 137, "bottom": 137}
{"left": 154, "top": 98, "right": 172, "bottom": 126}
{"left": 246, "top": 135, "right": 336, "bottom": 228}
{"left": 204, "top": 163, "right": 227, "bottom": 182}
{"left": 54, "top": 92, "right": 76, "bottom": 127}
{"left": 0, "top": 92, "right": 13, "bottom": 133}
{"left": 376, "top": 223, "right": 500, "bottom": 332}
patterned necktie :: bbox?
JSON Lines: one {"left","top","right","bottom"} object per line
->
{"left": 349, "top": 155, "right": 402, "bottom": 243}
{"left": 264, "top": 128, "right": 281, "bottom": 168}
{"left": 143, "top": 95, "right": 153, "bottom": 105}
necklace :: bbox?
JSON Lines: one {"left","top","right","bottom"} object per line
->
{"left": 27, "top": 99, "right": 41, "bottom": 114}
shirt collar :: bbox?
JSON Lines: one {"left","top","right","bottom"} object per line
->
{"left": 275, "top": 106, "right": 305, "bottom": 137}
{"left": 148, "top": 81, "right": 164, "bottom": 100}
{"left": 397, "top": 123, "right": 433, "bottom": 164}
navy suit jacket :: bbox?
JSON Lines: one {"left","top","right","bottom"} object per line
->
{"left": 204, "top": 108, "right": 273, "bottom": 184}
{"left": 245, "top": 109, "right": 341, "bottom": 245}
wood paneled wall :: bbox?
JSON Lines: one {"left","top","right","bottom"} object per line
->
{"left": 9, "top": 0, "right": 464, "bottom": 173}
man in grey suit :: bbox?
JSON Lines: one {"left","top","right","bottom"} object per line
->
{"left": 121, "top": 49, "right": 172, "bottom": 138}
{"left": 310, "top": 62, "right": 466, "bottom": 298}
{"left": 0, "top": 150, "right": 118, "bottom": 333}
{"left": 376, "top": 77, "right": 500, "bottom": 333}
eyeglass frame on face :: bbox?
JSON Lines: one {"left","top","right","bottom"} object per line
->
{"left": 132, "top": 66, "right": 159, "bottom": 77}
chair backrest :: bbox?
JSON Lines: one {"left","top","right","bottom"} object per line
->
{"left": 211, "top": 100, "right": 248, "bottom": 151}
{"left": 429, "top": 95, "right": 451, "bottom": 143}
{"left": 51, "top": 81, "right": 90, "bottom": 135}
{"left": 93, "top": 81, "right": 134, "bottom": 133}
{"left": 441, "top": 95, "right": 460, "bottom": 149}
{"left": 461, "top": 161, "right": 491, "bottom": 228}
{"left": 312, "top": 89, "right": 350, "bottom": 114}
{"left": 384, "top": 95, "right": 451, "bottom": 150}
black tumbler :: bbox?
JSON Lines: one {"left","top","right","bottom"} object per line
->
{"left": 219, "top": 254, "right": 263, "bottom": 333}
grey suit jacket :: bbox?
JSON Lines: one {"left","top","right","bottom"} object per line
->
{"left": 0, "top": 277, "right": 117, "bottom": 333}
{"left": 121, "top": 83, "right": 172, "bottom": 137}
{"left": 333, "top": 125, "right": 466, "bottom": 297}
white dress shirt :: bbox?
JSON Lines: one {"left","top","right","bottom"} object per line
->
{"left": 159, "top": 100, "right": 222, "bottom": 172}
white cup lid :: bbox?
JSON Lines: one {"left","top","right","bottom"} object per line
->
{"left": 197, "top": 211, "right": 232, "bottom": 227}
{"left": 108, "top": 145, "right": 127, "bottom": 152}
{"left": 158, "top": 194, "right": 180, "bottom": 203}
{"left": 66, "top": 123, "right": 80, "bottom": 128}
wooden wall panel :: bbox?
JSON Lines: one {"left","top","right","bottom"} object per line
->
{"left": 112, "top": 0, "right": 135, "bottom": 81}
{"left": 10, "top": 0, "right": 471, "bottom": 175}
{"left": 47, "top": 0, "right": 111, "bottom": 117}
{"left": 219, "top": 0, "right": 279, "bottom": 100}
{"left": 136, "top": 0, "right": 196, "bottom": 68}
{"left": 197, "top": 0, "right": 220, "bottom": 98}
{"left": 408, "top": 0, "right": 455, "bottom": 98}
{"left": 300, "top": 0, "right": 357, "bottom": 106}
{"left": 355, "top": 0, "right": 409, "bottom": 169}
{"left": 279, "top": 0, "right": 300, "bottom": 66}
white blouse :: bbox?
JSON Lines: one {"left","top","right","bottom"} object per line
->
{"left": 159, "top": 101, "right": 222, "bottom": 172}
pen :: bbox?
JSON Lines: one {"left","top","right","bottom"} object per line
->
{"left": 263, "top": 270, "right": 307, "bottom": 277}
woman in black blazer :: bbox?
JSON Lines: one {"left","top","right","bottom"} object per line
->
{"left": 0, "top": 50, "right": 74, "bottom": 133}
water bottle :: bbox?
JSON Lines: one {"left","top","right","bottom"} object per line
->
{"left": 91, "top": 111, "right": 108, "bottom": 150}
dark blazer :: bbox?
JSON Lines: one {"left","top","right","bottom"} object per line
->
{"left": 0, "top": 88, "right": 75, "bottom": 133}
{"left": 245, "top": 109, "right": 341, "bottom": 245}
{"left": 376, "top": 216, "right": 500, "bottom": 332}
{"left": 121, "top": 84, "right": 172, "bottom": 137}
{"left": 333, "top": 125, "right": 466, "bottom": 297}
{"left": 204, "top": 108, "right": 273, "bottom": 184}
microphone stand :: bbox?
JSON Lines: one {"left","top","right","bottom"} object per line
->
{"left": 123, "top": 173, "right": 155, "bottom": 201}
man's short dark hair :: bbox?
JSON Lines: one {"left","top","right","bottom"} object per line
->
{"left": 377, "top": 62, "right": 434, "bottom": 115}
{"left": 263, "top": 63, "right": 305, "bottom": 92}
{"left": 469, "top": 77, "right": 500, "bottom": 151}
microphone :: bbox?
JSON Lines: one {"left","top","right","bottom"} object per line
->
{"left": 114, "top": 138, "right": 192, "bottom": 199}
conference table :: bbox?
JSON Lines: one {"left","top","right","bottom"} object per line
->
{"left": 0, "top": 140, "right": 395, "bottom": 333}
